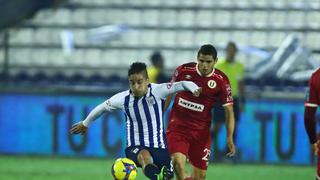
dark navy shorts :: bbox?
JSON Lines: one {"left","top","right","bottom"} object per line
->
{"left": 125, "top": 146, "right": 173, "bottom": 176}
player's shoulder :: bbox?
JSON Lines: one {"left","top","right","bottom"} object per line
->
{"left": 149, "top": 83, "right": 164, "bottom": 91}
{"left": 150, "top": 83, "right": 161, "bottom": 89}
{"left": 176, "top": 62, "right": 197, "bottom": 71}
{"left": 310, "top": 68, "right": 320, "bottom": 83}
{"left": 150, "top": 82, "right": 172, "bottom": 91}
{"left": 114, "top": 90, "right": 130, "bottom": 99}
{"left": 312, "top": 68, "right": 320, "bottom": 77}
{"left": 213, "top": 68, "right": 229, "bottom": 80}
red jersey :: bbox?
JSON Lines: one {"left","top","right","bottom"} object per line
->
{"left": 167, "top": 62, "right": 233, "bottom": 130}
{"left": 305, "top": 68, "right": 320, "bottom": 107}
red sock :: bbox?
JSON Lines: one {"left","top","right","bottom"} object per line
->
{"left": 184, "top": 177, "right": 192, "bottom": 180}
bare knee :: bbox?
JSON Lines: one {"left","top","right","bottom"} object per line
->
{"left": 137, "top": 149, "right": 152, "bottom": 168}
{"left": 172, "top": 159, "right": 184, "bottom": 172}
{"left": 172, "top": 160, "right": 185, "bottom": 180}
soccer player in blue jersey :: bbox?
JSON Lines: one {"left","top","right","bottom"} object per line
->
{"left": 70, "top": 62, "right": 201, "bottom": 180}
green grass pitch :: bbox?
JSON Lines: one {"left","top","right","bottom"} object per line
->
{"left": 0, "top": 155, "right": 314, "bottom": 180}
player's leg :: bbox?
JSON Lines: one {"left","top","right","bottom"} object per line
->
{"left": 151, "top": 148, "right": 174, "bottom": 180}
{"left": 171, "top": 152, "right": 188, "bottom": 180}
{"left": 188, "top": 130, "right": 211, "bottom": 180}
{"left": 125, "top": 146, "right": 160, "bottom": 180}
{"left": 166, "top": 131, "right": 191, "bottom": 180}
{"left": 190, "top": 164, "right": 207, "bottom": 180}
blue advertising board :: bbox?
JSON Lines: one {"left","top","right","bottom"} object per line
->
{"left": 0, "top": 93, "right": 317, "bottom": 165}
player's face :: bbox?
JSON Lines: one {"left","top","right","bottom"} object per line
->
{"left": 128, "top": 73, "right": 149, "bottom": 97}
{"left": 197, "top": 53, "right": 217, "bottom": 76}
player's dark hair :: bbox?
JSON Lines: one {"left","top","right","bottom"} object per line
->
{"left": 197, "top": 44, "right": 217, "bottom": 59}
{"left": 128, "top": 62, "right": 148, "bottom": 79}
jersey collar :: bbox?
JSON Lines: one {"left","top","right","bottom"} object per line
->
{"left": 196, "top": 63, "right": 215, "bottom": 77}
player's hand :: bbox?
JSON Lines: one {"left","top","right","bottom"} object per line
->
{"left": 192, "top": 87, "right": 202, "bottom": 97}
{"left": 226, "top": 138, "right": 236, "bottom": 157}
{"left": 312, "top": 140, "right": 320, "bottom": 156}
{"left": 70, "top": 121, "right": 88, "bottom": 135}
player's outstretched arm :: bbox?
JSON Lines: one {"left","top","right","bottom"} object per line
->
{"left": 158, "top": 81, "right": 200, "bottom": 98}
{"left": 180, "top": 81, "right": 201, "bottom": 96}
{"left": 224, "top": 105, "right": 236, "bottom": 157}
{"left": 70, "top": 102, "right": 107, "bottom": 135}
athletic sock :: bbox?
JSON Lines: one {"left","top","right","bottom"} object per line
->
{"left": 144, "top": 164, "right": 160, "bottom": 180}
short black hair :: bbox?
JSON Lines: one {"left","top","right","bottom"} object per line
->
{"left": 197, "top": 44, "right": 217, "bottom": 59}
{"left": 128, "top": 62, "right": 148, "bottom": 78}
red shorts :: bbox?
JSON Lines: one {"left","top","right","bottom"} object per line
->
{"left": 166, "top": 128, "right": 211, "bottom": 170}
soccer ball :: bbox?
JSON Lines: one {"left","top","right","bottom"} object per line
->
{"left": 111, "top": 158, "right": 137, "bottom": 180}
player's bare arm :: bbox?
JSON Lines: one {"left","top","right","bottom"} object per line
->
{"left": 224, "top": 104, "right": 236, "bottom": 157}
{"left": 163, "top": 81, "right": 201, "bottom": 111}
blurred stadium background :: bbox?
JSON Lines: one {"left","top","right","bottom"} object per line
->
{"left": 0, "top": 0, "right": 320, "bottom": 179}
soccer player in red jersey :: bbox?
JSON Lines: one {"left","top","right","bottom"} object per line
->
{"left": 165, "top": 44, "right": 236, "bottom": 180}
{"left": 304, "top": 68, "right": 320, "bottom": 179}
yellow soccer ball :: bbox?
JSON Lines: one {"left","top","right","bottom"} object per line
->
{"left": 111, "top": 158, "right": 137, "bottom": 180}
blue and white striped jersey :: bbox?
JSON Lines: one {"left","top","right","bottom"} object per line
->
{"left": 82, "top": 81, "right": 199, "bottom": 149}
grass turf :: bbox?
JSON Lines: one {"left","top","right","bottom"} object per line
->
{"left": 0, "top": 155, "right": 315, "bottom": 180}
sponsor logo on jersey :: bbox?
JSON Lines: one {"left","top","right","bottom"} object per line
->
{"left": 178, "top": 97, "right": 204, "bottom": 112}
{"left": 105, "top": 100, "right": 112, "bottom": 107}
{"left": 146, "top": 96, "right": 155, "bottom": 105}
{"left": 207, "top": 80, "right": 216, "bottom": 89}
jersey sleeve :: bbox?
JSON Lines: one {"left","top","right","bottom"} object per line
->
{"left": 104, "top": 91, "right": 126, "bottom": 111}
{"left": 82, "top": 91, "right": 126, "bottom": 127}
{"left": 305, "top": 75, "right": 319, "bottom": 107}
{"left": 152, "top": 81, "right": 199, "bottom": 99}
{"left": 220, "top": 77, "right": 234, "bottom": 106}
{"left": 170, "top": 65, "right": 183, "bottom": 83}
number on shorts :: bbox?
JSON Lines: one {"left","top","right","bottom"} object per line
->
{"left": 170, "top": 160, "right": 174, "bottom": 172}
{"left": 202, "top": 148, "right": 211, "bottom": 161}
